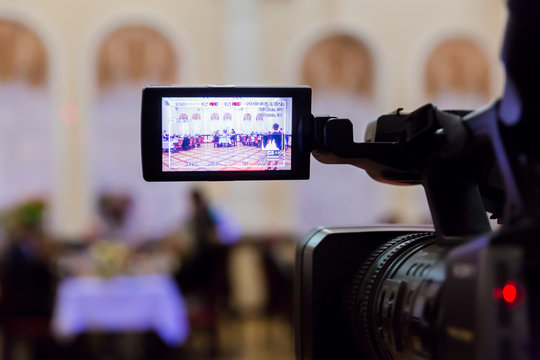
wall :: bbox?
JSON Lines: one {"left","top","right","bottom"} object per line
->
{"left": 0, "top": 0, "right": 507, "bottom": 237}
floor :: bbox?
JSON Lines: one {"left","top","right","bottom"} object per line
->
{"left": 163, "top": 143, "right": 291, "bottom": 171}
{"left": 0, "top": 315, "right": 295, "bottom": 360}
{"left": 213, "top": 316, "right": 294, "bottom": 360}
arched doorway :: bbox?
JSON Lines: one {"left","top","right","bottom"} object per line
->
{"left": 96, "top": 25, "right": 176, "bottom": 90}
{"left": 425, "top": 37, "right": 491, "bottom": 109}
{"left": 91, "top": 24, "right": 186, "bottom": 241}
{"left": 297, "top": 33, "right": 387, "bottom": 233}
{"left": 302, "top": 33, "right": 373, "bottom": 96}
{"left": 0, "top": 18, "right": 52, "bottom": 208}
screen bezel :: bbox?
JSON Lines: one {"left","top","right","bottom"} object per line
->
{"left": 141, "top": 86, "right": 311, "bottom": 181}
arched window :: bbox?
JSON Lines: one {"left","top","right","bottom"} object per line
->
{"left": 191, "top": 113, "right": 201, "bottom": 134}
{"left": 425, "top": 38, "right": 491, "bottom": 109}
{"left": 0, "top": 18, "right": 51, "bottom": 208}
{"left": 177, "top": 113, "right": 189, "bottom": 135}
{"left": 301, "top": 34, "right": 375, "bottom": 140}
{"left": 255, "top": 113, "right": 265, "bottom": 133}
{"left": 222, "top": 112, "right": 233, "bottom": 133}
{"left": 97, "top": 25, "right": 176, "bottom": 90}
{"left": 92, "top": 24, "right": 185, "bottom": 241}
{"left": 242, "top": 113, "right": 252, "bottom": 134}
{"left": 296, "top": 33, "right": 387, "bottom": 234}
{"left": 0, "top": 19, "right": 47, "bottom": 85}
{"left": 302, "top": 34, "right": 373, "bottom": 96}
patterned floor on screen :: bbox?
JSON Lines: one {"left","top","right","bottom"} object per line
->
{"left": 163, "top": 143, "right": 292, "bottom": 171}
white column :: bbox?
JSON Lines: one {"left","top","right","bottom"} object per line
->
{"left": 224, "top": 0, "right": 261, "bottom": 83}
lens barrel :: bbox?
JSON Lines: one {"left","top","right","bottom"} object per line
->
{"left": 347, "top": 232, "right": 451, "bottom": 360}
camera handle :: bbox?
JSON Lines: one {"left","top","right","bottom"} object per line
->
{"left": 309, "top": 0, "right": 540, "bottom": 234}
{"left": 310, "top": 105, "right": 491, "bottom": 239}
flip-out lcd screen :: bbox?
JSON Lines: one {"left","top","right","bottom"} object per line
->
{"left": 141, "top": 86, "right": 311, "bottom": 181}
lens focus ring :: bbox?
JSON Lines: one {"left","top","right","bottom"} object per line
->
{"left": 347, "top": 232, "right": 437, "bottom": 360}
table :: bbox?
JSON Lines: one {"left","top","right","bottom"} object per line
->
{"left": 52, "top": 274, "right": 189, "bottom": 347}
{"left": 219, "top": 136, "right": 231, "bottom": 145}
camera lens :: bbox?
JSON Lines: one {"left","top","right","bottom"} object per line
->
{"left": 346, "top": 232, "right": 449, "bottom": 360}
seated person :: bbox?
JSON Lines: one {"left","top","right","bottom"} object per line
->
{"left": 230, "top": 129, "right": 236, "bottom": 146}
{"left": 182, "top": 136, "right": 191, "bottom": 150}
{"left": 171, "top": 138, "right": 182, "bottom": 153}
{"left": 0, "top": 201, "right": 56, "bottom": 360}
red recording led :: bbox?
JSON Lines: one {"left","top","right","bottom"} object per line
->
{"left": 503, "top": 283, "right": 517, "bottom": 303}
{"left": 493, "top": 281, "right": 521, "bottom": 306}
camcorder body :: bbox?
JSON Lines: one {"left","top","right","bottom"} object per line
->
{"left": 141, "top": 0, "right": 540, "bottom": 358}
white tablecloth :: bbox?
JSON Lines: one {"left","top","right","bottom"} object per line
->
{"left": 219, "top": 137, "right": 231, "bottom": 145}
{"left": 52, "top": 274, "right": 189, "bottom": 346}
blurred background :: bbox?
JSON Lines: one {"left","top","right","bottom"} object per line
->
{"left": 0, "top": 0, "right": 506, "bottom": 359}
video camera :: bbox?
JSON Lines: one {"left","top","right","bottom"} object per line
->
{"left": 141, "top": 0, "right": 540, "bottom": 358}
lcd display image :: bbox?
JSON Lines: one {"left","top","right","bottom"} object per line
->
{"left": 162, "top": 97, "right": 293, "bottom": 172}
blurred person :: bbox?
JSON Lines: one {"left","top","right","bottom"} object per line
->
{"left": 173, "top": 188, "right": 230, "bottom": 358}
{"left": 85, "top": 193, "right": 135, "bottom": 279}
{"left": 175, "top": 189, "right": 223, "bottom": 291}
{"left": 181, "top": 134, "right": 191, "bottom": 150}
{"left": 0, "top": 200, "right": 57, "bottom": 360}
{"left": 260, "top": 238, "right": 294, "bottom": 321}
{"left": 96, "top": 193, "right": 133, "bottom": 242}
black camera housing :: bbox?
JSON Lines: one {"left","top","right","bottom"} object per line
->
{"left": 139, "top": 1, "right": 540, "bottom": 358}
{"left": 141, "top": 85, "right": 312, "bottom": 181}
{"left": 294, "top": 226, "right": 434, "bottom": 360}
